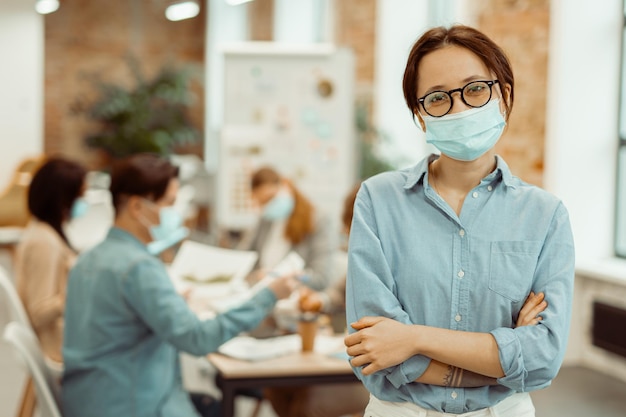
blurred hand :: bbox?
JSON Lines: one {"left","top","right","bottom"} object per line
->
{"left": 299, "top": 287, "right": 323, "bottom": 312}
{"left": 178, "top": 288, "right": 193, "bottom": 303}
{"left": 516, "top": 291, "right": 547, "bottom": 327}
{"left": 267, "top": 274, "right": 299, "bottom": 300}
{"left": 246, "top": 268, "right": 267, "bottom": 286}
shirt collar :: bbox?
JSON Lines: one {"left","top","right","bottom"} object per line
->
{"left": 107, "top": 227, "right": 149, "bottom": 251}
{"left": 403, "top": 154, "right": 516, "bottom": 190}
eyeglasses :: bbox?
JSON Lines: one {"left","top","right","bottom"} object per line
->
{"left": 418, "top": 80, "right": 500, "bottom": 117}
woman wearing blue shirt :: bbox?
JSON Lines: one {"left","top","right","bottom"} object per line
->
{"left": 62, "top": 154, "right": 297, "bottom": 417}
{"left": 344, "top": 25, "right": 574, "bottom": 416}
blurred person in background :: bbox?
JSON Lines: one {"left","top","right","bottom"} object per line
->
{"left": 62, "top": 153, "right": 297, "bottom": 417}
{"left": 15, "top": 156, "right": 88, "bottom": 363}
{"left": 265, "top": 183, "right": 370, "bottom": 417}
{"left": 242, "top": 166, "right": 336, "bottom": 291}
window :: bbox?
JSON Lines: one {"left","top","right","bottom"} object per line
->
{"left": 616, "top": 2, "right": 626, "bottom": 257}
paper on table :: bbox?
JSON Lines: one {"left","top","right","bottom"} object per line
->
{"left": 217, "top": 334, "right": 301, "bottom": 361}
{"left": 216, "top": 334, "right": 348, "bottom": 361}
{"left": 266, "top": 251, "right": 305, "bottom": 278}
{"left": 170, "top": 240, "right": 258, "bottom": 287}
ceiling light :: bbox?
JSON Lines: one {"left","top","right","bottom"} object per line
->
{"left": 225, "top": 0, "right": 254, "bottom": 5}
{"left": 35, "top": 0, "right": 60, "bottom": 14}
{"left": 165, "top": 1, "right": 200, "bottom": 21}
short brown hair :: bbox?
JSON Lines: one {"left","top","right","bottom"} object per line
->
{"left": 403, "top": 25, "right": 514, "bottom": 121}
{"left": 109, "top": 153, "right": 179, "bottom": 214}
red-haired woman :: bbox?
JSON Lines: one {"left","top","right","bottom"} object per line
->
{"left": 244, "top": 166, "right": 335, "bottom": 291}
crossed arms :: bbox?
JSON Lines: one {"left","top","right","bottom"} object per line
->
{"left": 345, "top": 292, "right": 547, "bottom": 388}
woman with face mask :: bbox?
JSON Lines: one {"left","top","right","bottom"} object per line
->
{"left": 243, "top": 166, "right": 336, "bottom": 292}
{"left": 15, "top": 156, "right": 88, "bottom": 364}
{"left": 344, "top": 25, "right": 574, "bottom": 417}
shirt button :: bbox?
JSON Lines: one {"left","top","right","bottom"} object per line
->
{"left": 472, "top": 191, "right": 479, "bottom": 198}
{"left": 455, "top": 314, "right": 462, "bottom": 322}
{"left": 459, "top": 229, "right": 465, "bottom": 237}
{"left": 487, "top": 185, "right": 493, "bottom": 192}
{"left": 451, "top": 391, "right": 458, "bottom": 399}
{"left": 457, "top": 270, "right": 464, "bottom": 278}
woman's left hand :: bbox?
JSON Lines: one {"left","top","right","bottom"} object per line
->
{"left": 344, "top": 316, "right": 418, "bottom": 375}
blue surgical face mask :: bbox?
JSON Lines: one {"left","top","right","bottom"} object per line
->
{"left": 146, "top": 226, "right": 189, "bottom": 256}
{"left": 70, "top": 198, "right": 89, "bottom": 220}
{"left": 140, "top": 200, "right": 189, "bottom": 256}
{"left": 262, "top": 190, "right": 294, "bottom": 221}
{"left": 141, "top": 199, "right": 183, "bottom": 239}
{"left": 422, "top": 99, "right": 506, "bottom": 162}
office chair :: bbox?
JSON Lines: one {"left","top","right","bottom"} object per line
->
{"left": 3, "top": 322, "right": 62, "bottom": 417}
{"left": 0, "top": 155, "right": 44, "bottom": 228}
{"left": 0, "top": 265, "right": 63, "bottom": 417}
{"left": 0, "top": 265, "right": 30, "bottom": 328}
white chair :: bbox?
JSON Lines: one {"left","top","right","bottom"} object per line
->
{"left": 3, "top": 322, "right": 62, "bottom": 417}
{"left": 0, "top": 265, "right": 63, "bottom": 417}
{"left": 0, "top": 264, "right": 30, "bottom": 328}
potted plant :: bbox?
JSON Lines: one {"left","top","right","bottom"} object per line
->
{"left": 79, "top": 57, "right": 200, "bottom": 161}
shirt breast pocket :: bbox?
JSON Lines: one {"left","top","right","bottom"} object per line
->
{"left": 488, "top": 241, "right": 542, "bottom": 302}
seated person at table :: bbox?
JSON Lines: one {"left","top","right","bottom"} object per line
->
{"left": 62, "top": 154, "right": 297, "bottom": 417}
{"left": 15, "top": 156, "right": 87, "bottom": 363}
{"left": 265, "top": 184, "right": 370, "bottom": 417}
{"left": 241, "top": 166, "right": 336, "bottom": 291}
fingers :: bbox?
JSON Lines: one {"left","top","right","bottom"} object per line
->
{"left": 349, "top": 316, "right": 384, "bottom": 330}
{"left": 517, "top": 292, "right": 548, "bottom": 327}
{"left": 344, "top": 331, "right": 361, "bottom": 348}
{"left": 346, "top": 345, "right": 377, "bottom": 375}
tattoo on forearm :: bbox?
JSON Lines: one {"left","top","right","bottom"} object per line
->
{"left": 443, "top": 365, "right": 498, "bottom": 387}
{"left": 443, "top": 366, "right": 463, "bottom": 386}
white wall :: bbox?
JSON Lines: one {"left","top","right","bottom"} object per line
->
{"left": 0, "top": 0, "right": 44, "bottom": 190}
{"left": 374, "top": 1, "right": 429, "bottom": 169}
{"left": 545, "top": 0, "right": 626, "bottom": 377}
{"left": 544, "top": 0, "right": 623, "bottom": 264}
{"left": 204, "top": 0, "right": 249, "bottom": 173}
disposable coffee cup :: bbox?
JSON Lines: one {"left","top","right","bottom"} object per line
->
{"left": 298, "top": 312, "right": 318, "bottom": 352}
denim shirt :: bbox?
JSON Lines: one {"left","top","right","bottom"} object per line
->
{"left": 62, "top": 228, "right": 277, "bottom": 417}
{"left": 345, "top": 155, "right": 575, "bottom": 414}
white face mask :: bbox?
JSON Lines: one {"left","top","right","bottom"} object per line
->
{"left": 422, "top": 99, "right": 506, "bottom": 161}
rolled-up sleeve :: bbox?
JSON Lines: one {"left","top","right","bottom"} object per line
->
{"left": 492, "top": 202, "right": 575, "bottom": 392}
{"left": 346, "top": 185, "right": 431, "bottom": 391}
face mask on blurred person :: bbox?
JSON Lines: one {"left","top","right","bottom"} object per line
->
{"left": 147, "top": 226, "right": 189, "bottom": 256}
{"left": 262, "top": 189, "right": 295, "bottom": 221}
{"left": 70, "top": 198, "right": 89, "bottom": 220}
{"left": 140, "top": 199, "right": 183, "bottom": 240}
{"left": 422, "top": 99, "right": 506, "bottom": 161}
{"left": 140, "top": 199, "right": 188, "bottom": 255}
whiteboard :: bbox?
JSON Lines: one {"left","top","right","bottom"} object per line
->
{"left": 216, "top": 43, "right": 356, "bottom": 230}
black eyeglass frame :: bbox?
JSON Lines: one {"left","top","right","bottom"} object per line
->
{"left": 417, "top": 79, "right": 500, "bottom": 117}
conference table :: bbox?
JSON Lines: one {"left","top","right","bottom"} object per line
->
{"left": 207, "top": 337, "right": 359, "bottom": 417}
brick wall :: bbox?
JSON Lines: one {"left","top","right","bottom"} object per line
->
{"left": 44, "top": 0, "right": 206, "bottom": 169}
{"left": 476, "top": 0, "right": 550, "bottom": 186}
{"left": 43, "top": 0, "right": 547, "bottom": 183}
